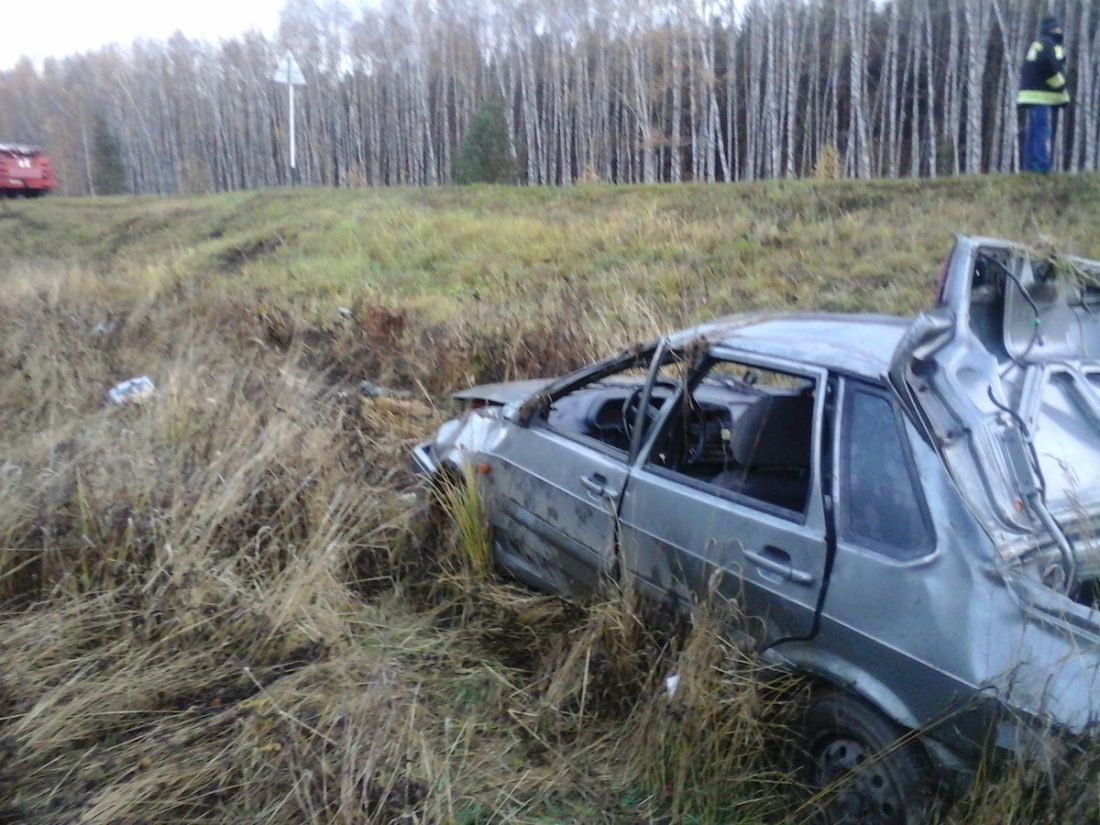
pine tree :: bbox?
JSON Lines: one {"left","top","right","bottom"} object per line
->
{"left": 453, "top": 97, "right": 516, "bottom": 184}
{"left": 91, "top": 114, "right": 127, "bottom": 195}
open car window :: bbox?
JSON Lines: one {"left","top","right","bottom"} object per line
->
{"left": 644, "top": 355, "right": 818, "bottom": 517}
{"left": 534, "top": 344, "right": 689, "bottom": 456}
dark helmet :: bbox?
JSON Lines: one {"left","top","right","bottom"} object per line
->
{"left": 1040, "top": 15, "right": 1063, "bottom": 35}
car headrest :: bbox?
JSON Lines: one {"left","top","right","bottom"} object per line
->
{"left": 729, "top": 394, "right": 814, "bottom": 469}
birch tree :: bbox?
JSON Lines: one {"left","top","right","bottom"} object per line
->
{"left": 3, "top": 0, "right": 1099, "bottom": 193}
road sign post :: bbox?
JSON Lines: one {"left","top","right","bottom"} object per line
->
{"left": 272, "top": 53, "right": 307, "bottom": 185}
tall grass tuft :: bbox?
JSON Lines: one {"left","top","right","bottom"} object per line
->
{"left": 4, "top": 182, "right": 1100, "bottom": 823}
{"left": 625, "top": 600, "right": 806, "bottom": 823}
{"left": 435, "top": 465, "right": 494, "bottom": 581}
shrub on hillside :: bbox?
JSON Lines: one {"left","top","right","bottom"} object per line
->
{"left": 454, "top": 97, "right": 516, "bottom": 184}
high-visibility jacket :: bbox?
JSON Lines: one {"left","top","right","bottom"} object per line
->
{"left": 1018, "top": 32, "right": 1070, "bottom": 107}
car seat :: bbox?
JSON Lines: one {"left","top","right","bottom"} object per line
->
{"left": 710, "top": 394, "right": 813, "bottom": 511}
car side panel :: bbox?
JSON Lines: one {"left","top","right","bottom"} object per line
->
{"left": 807, "top": 379, "right": 1007, "bottom": 755}
{"left": 617, "top": 365, "right": 830, "bottom": 642}
{"left": 488, "top": 426, "right": 626, "bottom": 597}
{"left": 619, "top": 469, "right": 828, "bottom": 642}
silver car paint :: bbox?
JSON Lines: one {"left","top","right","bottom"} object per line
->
{"left": 414, "top": 235, "right": 1100, "bottom": 771}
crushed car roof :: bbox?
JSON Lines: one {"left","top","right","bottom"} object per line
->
{"left": 669, "top": 312, "right": 912, "bottom": 380}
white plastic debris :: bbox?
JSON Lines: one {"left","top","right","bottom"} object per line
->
{"left": 665, "top": 673, "right": 680, "bottom": 698}
{"left": 107, "top": 376, "right": 155, "bottom": 406}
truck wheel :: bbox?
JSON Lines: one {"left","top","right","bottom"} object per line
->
{"left": 802, "top": 691, "right": 933, "bottom": 825}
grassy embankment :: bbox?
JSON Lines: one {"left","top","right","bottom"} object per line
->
{"left": 2, "top": 175, "right": 1100, "bottom": 824}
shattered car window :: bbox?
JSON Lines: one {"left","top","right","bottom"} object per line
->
{"left": 540, "top": 353, "right": 686, "bottom": 455}
{"left": 647, "top": 357, "right": 816, "bottom": 515}
{"left": 703, "top": 360, "right": 814, "bottom": 394}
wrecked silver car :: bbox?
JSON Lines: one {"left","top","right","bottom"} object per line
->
{"left": 412, "top": 236, "right": 1100, "bottom": 823}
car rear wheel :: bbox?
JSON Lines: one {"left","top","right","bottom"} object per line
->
{"left": 803, "top": 691, "right": 933, "bottom": 825}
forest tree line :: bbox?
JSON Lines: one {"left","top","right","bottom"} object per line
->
{"left": 0, "top": 0, "right": 1098, "bottom": 195}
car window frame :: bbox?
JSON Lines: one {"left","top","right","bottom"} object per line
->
{"left": 635, "top": 346, "right": 828, "bottom": 527}
{"left": 526, "top": 338, "right": 680, "bottom": 462}
{"left": 836, "top": 378, "right": 937, "bottom": 561}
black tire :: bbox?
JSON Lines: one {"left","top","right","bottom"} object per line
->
{"left": 802, "top": 691, "right": 933, "bottom": 825}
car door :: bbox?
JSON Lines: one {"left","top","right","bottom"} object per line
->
{"left": 487, "top": 343, "right": 675, "bottom": 598}
{"left": 617, "top": 348, "right": 830, "bottom": 644}
{"left": 793, "top": 377, "right": 1008, "bottom": 747}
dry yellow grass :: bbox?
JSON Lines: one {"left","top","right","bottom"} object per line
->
{"left": 3, "top": 178, "right": 1100, "bottom": 823}
{"left": 0, "top": 259, "right": 795, "bottom": 824}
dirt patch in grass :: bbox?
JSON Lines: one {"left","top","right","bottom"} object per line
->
{"left": 217, "top": 231, "right": 289, "bottom": 272}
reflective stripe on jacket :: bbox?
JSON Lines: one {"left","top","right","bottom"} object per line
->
{"left": 1018, "top": 35, "right": 1070, "bottom": 107}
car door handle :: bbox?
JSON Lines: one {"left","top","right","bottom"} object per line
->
{"left": 580, "top": 473, "right": 617, "bottom": 501}
{"left": 744, "top": 546, "right": 815, "bottom": 586}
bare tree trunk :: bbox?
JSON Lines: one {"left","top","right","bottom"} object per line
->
{"left": 688, "top": 14, "right": 702, "bottom": 181}
{"left": 881, "top": 0, "right": 901, "bottom": 177}
{"left": 726, "top": 1, "right": 740, "bottom": 180}
{"left": 962, "top": 0, "right": 992, "bottom": 173}
{"left": 826, "top": 1, "right": 842, "bottom": 150}
{"left": 846, "top": 0, "right": 871, "bottom": 178}
{"left": 781, "top": 0, "right": 799, "bottom": 178}
{"left": 1087, "top": 4, "right": 1100, "bottom": 171}
{"left": 943, "top": 0, "right": 962, "bottom": 174}
{"left": 803, "top": 2, "right": 823, "bottom": 175}
{"left": 697, "top": 9, "right": 728, "bottom": 182}
{"left": 923, "top": 0, "right": 938, "bottom": 177}
{"left": 761, "top": 7, "right": 779, "bottom": 179}
{"left": 518, "top": 32, "right": 540, "bottom": 184}
{"left": 670, "top": 26, "right": 683, "bottom": 182}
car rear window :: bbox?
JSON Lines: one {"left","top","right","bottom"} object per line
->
{"left": 841, "top": 387, "right": 933, "bottom": 559}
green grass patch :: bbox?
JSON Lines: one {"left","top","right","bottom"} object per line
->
{"left": 2, "top": 176, "right": 1100, "bottom": 823}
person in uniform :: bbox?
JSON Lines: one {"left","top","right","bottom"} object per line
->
{"left": 1017, "top": 15, "right": 1071, "bottom": 173}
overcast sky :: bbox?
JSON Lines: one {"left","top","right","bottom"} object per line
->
{"left": 1, "top": 0, "right": 285, "bottom": 70}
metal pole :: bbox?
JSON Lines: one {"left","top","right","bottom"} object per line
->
{"left": 273, "top": 54, "right": 305, "bottom": 186}
{"left": 289, "top": 81, "right": 297, "bottom": 184}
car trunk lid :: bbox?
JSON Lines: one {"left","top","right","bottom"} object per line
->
{"left": 890, "top": 236, "right": 1100, "bottom": 596}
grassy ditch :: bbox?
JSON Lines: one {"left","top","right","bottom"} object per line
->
{"left": 2, "top": 176, "right": 1100, "bottom": 823}
{"left": 0, "top": 259, "right": 795, "bottom": 824}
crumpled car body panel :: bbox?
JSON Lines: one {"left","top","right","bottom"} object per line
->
{"left": 413, "top": 235, "right": 1100, "bottom": 774}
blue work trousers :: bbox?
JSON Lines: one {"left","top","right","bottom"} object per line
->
{"left": 1023, "top": 105, "right": 1053, "bottom": 173}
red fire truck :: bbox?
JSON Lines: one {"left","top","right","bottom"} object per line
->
{"left": 0, "top": 144, "right": 55, "bottom": 197}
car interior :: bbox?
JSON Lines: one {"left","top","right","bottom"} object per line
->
{"left": 650, "top": 369, "right": 815, "bottom": 513}
{"left": 544, "top": 378, "right": 679, "bottom": 454}
{"left": 967, "top": 246, "right": 1100, "bottom": 364}
{"left": 543, "top": 360, "right": 817, "bottom": 513}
